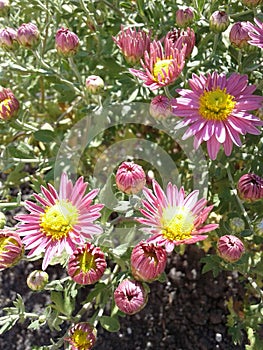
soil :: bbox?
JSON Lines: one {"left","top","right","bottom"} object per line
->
{"left": 0, "top": 244, "right": 247, "bottom": 350}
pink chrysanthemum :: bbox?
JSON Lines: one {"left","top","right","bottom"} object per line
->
{"left": 116, "top": 161, "right": 146, "bottom": 195}
{"left": 137, "top": 180, "right": 218, "bottom": 252}
{"left": 129, "top": 37, "right": 186, "bottom": 90}
{"left": 68, "top": 242, "right": 107, "bottom": 285}
{"left": 172, "top": 72, "right": 263, "bottom": 160}
{"left": 112, "top": 26, "right": 151, "bottom": 64}
{"left": 217, "top": 235, "right": 245, "bottom": 262}
{"left": 114, "top": 279, "right": 148, "bottom": 315}
{"left": 131, "top": 240, "right": 167, "bottom": 282}
{"left": 165, "top": 27, "right": 195, "bottom": 59}
{"left": 15, "top": 173, "right": 104, "bottom": 270}
{"left": 245, "top": 18, "right": 263, "bottom": 49}
{"left": 65, "top": 322, "right": 97, "bottom": 350}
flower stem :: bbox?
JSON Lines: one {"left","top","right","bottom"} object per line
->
{"left": 164, "top": 86, "right": 173, "bottom": 99}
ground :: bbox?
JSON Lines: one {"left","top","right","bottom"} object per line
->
{"left": 0, "top": 244, "right": 246, "bottom": 350}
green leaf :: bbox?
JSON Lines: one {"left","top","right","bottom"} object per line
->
{"left": 100, "top": 316, "right": 120, "bottom": 332}
{"left": 201, "top": 255, "right": 221, "bottom": 277}
{"left": 34, "top": 130, "right": 56, "bottom": 143}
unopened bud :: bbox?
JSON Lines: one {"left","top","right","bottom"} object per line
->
{"left": 55, "top": 27, "right": 79, "bottom": 56}
{"left": 217, "top": 235, "right": 245, "bottom": 262}
{"left": 85, "top": 75, "right": 104, "bottom": 94}
{"left": 210, "top": 11, "right": 230, "bottom": 33}
{"left": 27, "top": 270, "right": 49, "bottom": 291}
{"left": 17, "top": 22, "right": 39, "bottom": 48}
{"left": 176, "top": 8, "right": 194, "bottom": 28}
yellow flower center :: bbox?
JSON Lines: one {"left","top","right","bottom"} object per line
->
{"left": 71, "top": 329, "right": 92, "bottom": 349}
{"left": 199, "top": 88, "right": 236, "bottom": 121}
{"left": 40, "top": 200, "right": 78, "bottom": 240}
{"left": 153, "top": 58, "right": 173, "bottom": 82}
{"left": 0, "top": 98, "right": 11, "bottom": 114}
{"left": 161, "top": 206, "right": 195, "bottom": 241}
{"left": 78, "top": 251, "right": 96, "bottom": 273}
{"left": 0, "top": 236, "right": 18, "bottom": 253}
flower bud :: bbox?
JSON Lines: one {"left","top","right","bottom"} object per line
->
{"left": 0, "top": 0, "right": 9, "bottom": 16}
{"left": 113, "top": 26, "right": 151, "bottom": 64}
{"left": 217, "top": 235, "right": 245, "bottom": 262}
{"left": 27, "top": 270, "right": 49, "bottom": 291}
{"left": 114, "top": 279, "right": 148, "bottom": 315}
{"left": 85, "top": 75, "right": 104, "bottom": 94}
{"left": 0, "top": 229, "right": 23, "bottom": 271}
{"left": 229, "top": 217, "right": 245, "bottom": 233}
{"left": 68, "top": 242, "right": 107, "bottom": 285}
{"left": 17, "top": 22, "right": 39, "bottom": 48}
{"left": 229, "top": 22, "right": 251, "bottom": 49}
{"left": 210, "top": 11, "right": 230, "bottom": 33}
{"left": 237, "top": 173, "right": 263, "bottom": 201}
{"left": 0, "top": 86, "right": 19, "bottom": 120}
{"left": 0, "top": 27, "right": 18, "bottom": 50}
{"left": 176, "top": 8, "right": 194, "bottom": 28}
{"left": 131, "top": 241, "right": 167, "bottom": 282}
{"left": 149, "top": 95, "right": 171, "bottom": 120}
{"left": 116, "top": 161, "right": 146, "bottom": 195}
{"left": 55, "top": 27, "right": 79, "bottom": 56}
{"left": 65, "top": 322, "right": 97, "bottom": 350}
{"left": 0, "top": 212, "right": 6, "bottom": 229}
{"left": 241, "top": 0, "right": 263, "bottom": 8}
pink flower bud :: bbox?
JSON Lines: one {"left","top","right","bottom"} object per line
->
{"left": 229, "top": 22, "right": 250, "bottom": 49}
{"left": 85, "top": 75, "right": 104, "bottom": 94}
{"left": 217, "top": 235, "right": 245, "bottom": 262}
{"left": 176, "top": 8, "right": 194, "bottom": 28}
{"left": 114, "top": 279, "right": 148, "bottom": 315}
{"left": 68, "top": 242, "right": 107, "bottom": 285}
{"left": 116, "top": 161, "right": 146, "bottom": 195}
{"left": 0, "top": 86, "right": 19, "bottom": 120}
{"left": 113, "top": 26, "right": 151, "bottom": 64}
{"left": 27, "top": 270, "right": 49, "bottom": 291}
{"left": 210, "top": 11, "right": 230, "bottom": 33}
{"left": 55, "top": 27, "right": 79, "bottom": 56}
{"left": 0, "top": 229, "right": 23, "bottom": 271}
{"left": 131, "top": 241, "right": 167, "bottom": 282}
{"left": 242, "top": 0, "right": 263, "bottom": 8}
{"left": 237, "top": 173, "right": 263, "bottom": 201}
{"left": 17, "top": 22, "right": 39, "bottom": 48}
{"left": 65, "top": 322, "right": 97, "bottom": 350}
{"left": 0, "top": 0, "right": 9, "bottom": 16}
{"left": 0, "top": 27, "right": 17, "bottom": 50}
{"left": 166, "top": 27, "right": 195, "bottom": 59}
{"left": 149, "top": 95, "right": 171, "bottom": 120}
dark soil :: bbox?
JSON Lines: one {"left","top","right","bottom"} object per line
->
{"left": 0, "top": 244, "right": 247, "bottom": 350}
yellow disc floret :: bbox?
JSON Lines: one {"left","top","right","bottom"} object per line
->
{"left": 79, "top": 251, "right": 96, "bottom": 273}
{"left": 153, "top": 58, "right": 173, "bottom": 82}
{"left": 0, "top": 98, "right": 11, "bottom": 115}
{"left": 40, "top": 200, "right": 78, "bottom": 240}
{"left": 71, "top": 329, "right": 92, "bottom": 349}
{"left": 199, "top": 87, "right": 236, "bottom": 121}
{"left": 161, "top": 206, "right": 195, "bottom": 241}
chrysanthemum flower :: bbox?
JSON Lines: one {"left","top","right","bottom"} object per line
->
{"left": 55, "top": 27, "right": 79, "bottom": 56}
{"left": 68, "top": 242, "right": 106, "bottom": 285}
{"left": 217, "top": 235, "right": 245, "bottom": 262}
{"left": 129, "top": 37, "right": 186, "bottom": 90}
{"left": 149, "top": 95, "right": 171, "bottom": 120}
{"left": 137, "top": 180, "right": 218, "bottom": 252}
{"left": 0, "top": 86, "right": 19, "bottom": 120}
{"left": 165, "top": 27, "right": 195, "bottom": 59}
{"left": 116, "top": 161, "right": 146, "bottom": 195}
{"left": 114, "top": 279, "right": 148, "bottom": 315}
{"left": 27, "top": 270, "right": 49, "bottom": 291}
{"left": 65, "top": 322, "right": 97, "bottom": 350}
{"left": 112, "top": 26, "right": 151, "bottom": 64}
{"left": 0, "top": 28, "right": 18, "bottom": 50}
{"left": 131, "top": 240, "right": 167, "bottom": 282}
{"left": 229, "top": 22, "right": 251, "bottom": 49}
{"left": 15, "top": 173, "right": 104, "bottom": 270}
{"left": 245, "top": 18, "right": 263, "bottom": 49}
{"left": 237, "top": 173, "right": 263, "bottom": 201}
{"left": 0, "top": 229, "right": 23, "bottom": 271}
{"left": 172, "top": 72, "right": 263, "bottom": 160}
{"left": 17, "top": 22, "right": 39, "bottom": 48}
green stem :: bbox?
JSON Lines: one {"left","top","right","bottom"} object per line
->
{"left": 164, "top": 86, "right": 174, "bottom": 99}
{"left": 68, "top": 56, "right": 83, "bottom": 86}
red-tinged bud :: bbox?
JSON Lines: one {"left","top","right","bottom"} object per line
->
{"left": 150, "top": 95, "right": 171, "bottom": 120}
{"left": 237, "top": 173, "right": 263, "bottom": 201}
{"left": 0, "top": 87, "right": 19, "bottom": 120}
{"left": 27, "top": 270, "right": 49, "bottom": 291}
{"left": 210, "top": 11, "right": 230, "bottom": 33}
{"left": 229, "top": 22, "right": 251, "bottom": 49}
{"left": 55, "top": 27, "right": 79, "bottom": 56}
{"left": 176, "top": 8, "right": 194, "bottom": 28}
{"left": 17, "top": 22, "right": 39, "bottom": 48}
{"left": 0, "top": 229, "right": 23, "bottom": 271}
{"left": 116, "top": 161, "right": 146, "bottom": 195}
{"left": 65, "top": 322, "right": 97, "bottom": 350}
{"left": 85, "top": 75, "right": 104, "bottom": 94}
{"left": 217, "top": 235, "right": 245, "bottom": 262}
{"left": 0, "top": 27, "right": 18, "bottom": 50}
